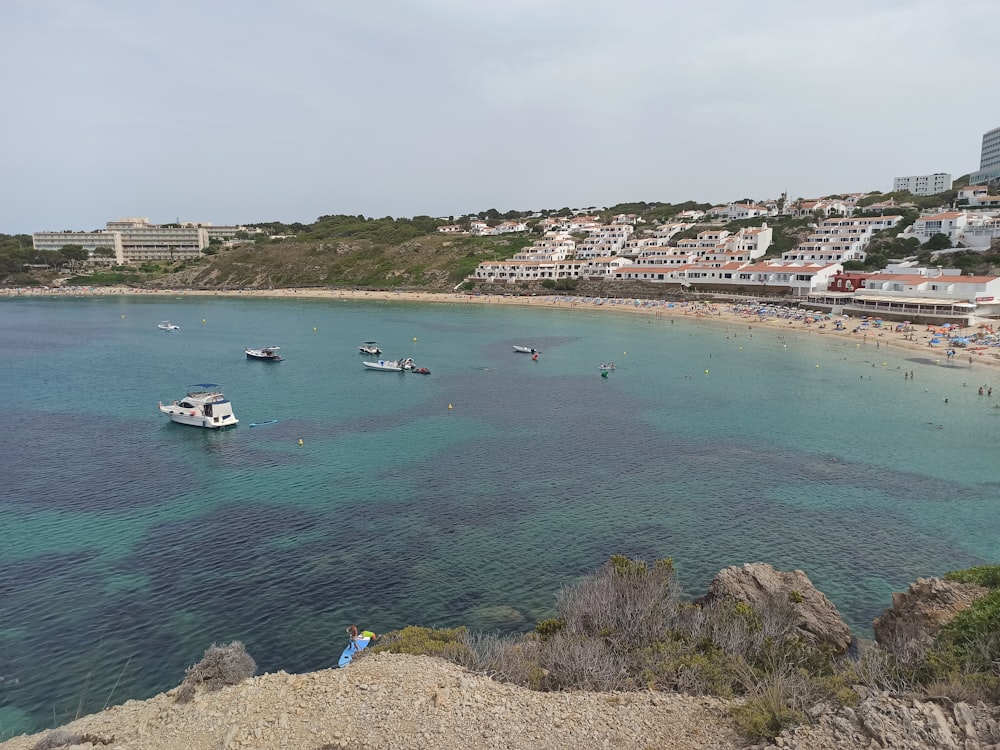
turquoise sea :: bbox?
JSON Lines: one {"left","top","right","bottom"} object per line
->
{"left": 1, "top": 294, "right": 999, "bottom": 737}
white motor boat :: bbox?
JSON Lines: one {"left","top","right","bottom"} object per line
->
{"left": 362, "top": 357, "right": 415, "bottom": 372}
{"left": 359, "top": 341, "right": 382, "bottom": 355}
{"left": 158, "top": 321, "right": 180, "bottom": 331}
{"left": 245, "top": 346, "right": 283, "bottom": 361}
{"left": 158, "top": 384, "right": 239, "bottom": 428}
{"left": 512, "top": 345, "right": 539, "bottom": 354}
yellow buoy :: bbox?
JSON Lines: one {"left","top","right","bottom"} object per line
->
{"left": 202, "top": 318, "right": 206, "bottom": 324}
{"left": 298, "top": 438, "right": 304, "bottom": 446}
{"left": 704, "top": 369, "right": 709, "bottom": 374}
{"left": 313, "top": 327, "right": 317, "bottom": 332}
{"left": 448, "top": 404, "right": 453, "bottom": 410}
{"left": 816, "top": 364, "right": 820, "bottom": 368}
{"left": 413, "top": 337, "right": 417, "bottom": 342}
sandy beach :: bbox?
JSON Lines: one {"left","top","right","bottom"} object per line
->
{"left": 6, "top": 284, "right": 1000, "bottom": 375}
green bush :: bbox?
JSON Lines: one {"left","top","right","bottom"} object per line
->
{"left": 370, "top": 626, "right": 472, "bottom": 662}
{"left": 944, "top": 565, "right": 1000, "bottom": 589}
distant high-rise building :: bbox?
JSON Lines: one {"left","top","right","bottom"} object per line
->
{"left": 893, "top": 173, "right": 953, "bottom": 196}
{"left": 970, "top": 125, "right": 1000, "bottom": 186}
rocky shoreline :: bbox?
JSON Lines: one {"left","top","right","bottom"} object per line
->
{"left": 4, "top": 567, "right": 998, "bottom": 750}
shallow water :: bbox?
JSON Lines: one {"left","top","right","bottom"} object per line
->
{"left": 1, "top": 296, "right": 997, "bottom": 736}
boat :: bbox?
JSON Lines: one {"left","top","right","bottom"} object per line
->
{"left": 512, "top": 345, "right": 539, "bottom": 354}
{"left": 158, "top": 321, "right": 180, "bottom": 331}
{"left": 362, "top": 357, "right": 415, "bottom": 372}
{"left": 245, "top": 346, "right": 283, "bottom": 361}
{"left": 337, "top": 635, "right": 372, "bottom": 668}
{"left": 157, "top": 384, "right": 239, "bottom": 428}
{"left": 359, "top": 341, "right": 382, "bottom": 355}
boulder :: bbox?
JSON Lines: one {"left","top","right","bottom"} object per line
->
{"left": 701, "top": 562, "right": 852, "bottom": 654}
{"left": 873, "top": 576, "right": 988, "bottom": 657}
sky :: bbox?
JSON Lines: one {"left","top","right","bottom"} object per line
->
{"left": 2, "top": 0, "right": 999, "bottom": 235}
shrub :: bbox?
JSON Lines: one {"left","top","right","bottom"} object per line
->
{"left": 175, "top": 641, "right": 256, "bottom": 703}
{"left": 945, "top": 565, "right": 1000, "bottom": 589}
{"left": 935, "top": 588, "right": 1000, "bottom": 674}
{"left": 731, "top": 668, "right": 809, "bottom": 742}
{"left": 370, "top": 626, "right": 471, "bottom": 662}
{"left": 32, "top": 730, "right": 112, "bottom": 749}
{"left": 556, "top": 556, "right": 681, "bottom": 649}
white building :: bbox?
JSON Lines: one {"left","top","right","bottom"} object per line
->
{"left": 32, "top": 217, "right": 235, "bottom": 264}
{"left": 31, "top": 230, "right": 122, "bottom": 263}
{"left": 573, "top": 224, "right": 634, "bottom": 259}
{"left": 892, "top": 173, "right": 953, "bottom": 196}
{"left": 851, "top": 268, "right": 1000, "bottom": 319}
{"left": 611, "top": 259, "right": 841, "bottom": 296}
{"left": 903, "top": 211, "right": 969, "bottom": 244}
{"left": 783, "top": 216, "right": 902, "bottom": 263}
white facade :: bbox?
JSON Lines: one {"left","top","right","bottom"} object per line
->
{"left": 783, "top": 215, "right": 902, "bottom": 263}
{"left": 904, "top": 212, "right": 969, "bottom": 244}
{"left": 573, "top": 224, "right": 634, "bottom": 259}
{"left": 32, "top": 217, "right": 241, "bottom": 264}
{"left": 893, "top": 173, "right": 953, "bottom": 196}
{"left": 32, "top": 231, "right": 124, "bottom": 264}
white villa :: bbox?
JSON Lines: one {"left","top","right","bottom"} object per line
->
{"left": 895, "top": 210, "right": 1000, "bottom": 249}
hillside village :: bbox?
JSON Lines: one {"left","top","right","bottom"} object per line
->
{"left": 7, "top": 124, "right": 1000, "bottom": 323}
{"left": 9, "top": 184, "right": 1000, "bottom": 325}
{"left": 454, "top": 183, "right": 1000, "bottom": 324}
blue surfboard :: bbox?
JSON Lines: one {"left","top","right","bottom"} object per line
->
{"left": 337, "top": 636, "right": 371, "bottom": 667}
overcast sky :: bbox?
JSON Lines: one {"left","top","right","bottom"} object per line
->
{"left": 2, "top": 0, "right": 998, "bottom": 234}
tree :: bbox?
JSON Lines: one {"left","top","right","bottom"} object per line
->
{"left": 59, "top": 244, "right": 88, "bottom": 269}
{"left": 36, "top": 249, "right": 65, "bottom": 270}
{"left": 92, "top": 247, "right": 116, "bottom": 266}
{"left": 924, "top": 233, "right": 952, "bottom": 251}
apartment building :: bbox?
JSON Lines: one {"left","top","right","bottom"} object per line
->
{"left": 971, "top": 125, "right": 1000, "bottom": 186}
{"left": 783, "top": 216, "right": 902, "bottom": 263}
{"left": 31, "top": 230, "right": 122, "bottom": 262}
{"left": 892, "top": 173, "right": 953, "bottom": 196}
{"left": 33, "top": 217, "right": 241, "bottom": 264}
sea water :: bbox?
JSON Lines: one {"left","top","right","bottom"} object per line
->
{"left": 1, "top": 295, "right": 998, "bottom": 736}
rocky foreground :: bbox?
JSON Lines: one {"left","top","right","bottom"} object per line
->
{"left": 3, "top": 651, "right": 999, "bottom": 750}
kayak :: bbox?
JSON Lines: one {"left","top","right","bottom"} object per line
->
{"left": 337, "top": 635, "right": 371, "bottom": 667}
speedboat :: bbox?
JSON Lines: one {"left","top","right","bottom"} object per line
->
{"left": 245, "top": 346, "right": 283, "bottom": 361}
{"left": 359, "top": 341, "right": 382, "bottom": 355}
{"left": 362, "top": 357, "right": 415, "bottom": 372}
{"left": 158, "top": 321, "right": 180, "bottom": 331}
{"left": 513, "top": 345, "right": 539, "bottom": 354}
{"left": 158, "top": 384, "right": 239, "bottom": 428}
